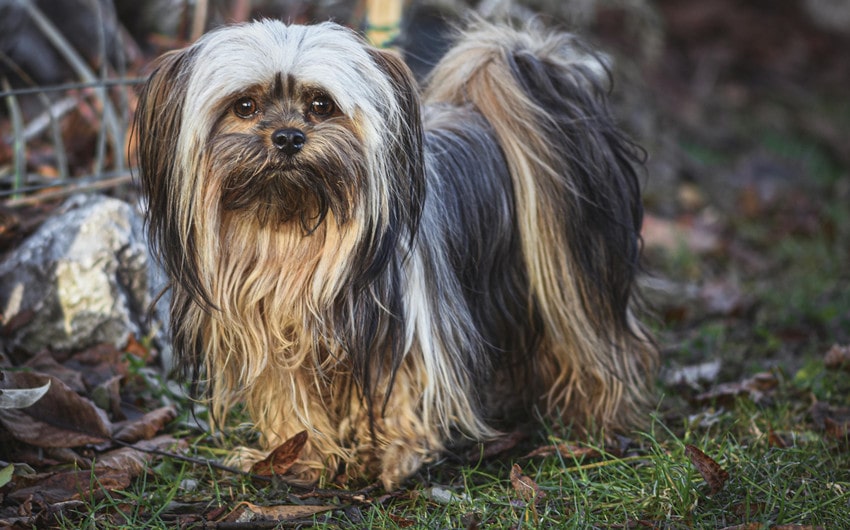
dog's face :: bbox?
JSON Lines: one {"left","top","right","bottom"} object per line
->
{"left": 209, "top": 69, "right": 365, "bottom": 228}
{"left": 136, "top": 21, "right": 423, "bottom": 229}
{"left": 135, "top": 21, "right": 424, "bottom": 300}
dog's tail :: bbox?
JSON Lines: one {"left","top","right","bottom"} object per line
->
{"left": 424, "top": 21, "right": 657, "bottom": 434}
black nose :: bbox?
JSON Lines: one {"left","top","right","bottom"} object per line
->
{"left": 271, "top": 128, "right": 306, "bottom": 155}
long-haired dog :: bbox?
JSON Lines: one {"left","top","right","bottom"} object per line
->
{"left": 134, "top": 18, "right": 657, "bottom": 489}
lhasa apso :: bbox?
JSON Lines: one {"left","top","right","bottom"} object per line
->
{"left": 134, "top": 19, "right": 657, "bottom": 489}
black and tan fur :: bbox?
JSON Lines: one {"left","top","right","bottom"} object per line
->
{"left": 134, "top": 19, "right": 657, "bottom": 489}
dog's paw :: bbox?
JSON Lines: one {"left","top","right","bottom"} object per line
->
{"left": 379, "top": 440, "right": 430, "bottom": 491}
{"left": 224, "top": 445, "right": 268, "bottom": 471}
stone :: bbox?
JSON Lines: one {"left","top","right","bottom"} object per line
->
{"left": 0, "top": 194, "right": 170, "bottom": 364}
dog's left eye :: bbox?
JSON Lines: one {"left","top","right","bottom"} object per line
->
{"left": 310, "top": 97, "right": 335, "bottom": 117}
{"left": 233, "top": 97, "right": 258, "bottom": 118}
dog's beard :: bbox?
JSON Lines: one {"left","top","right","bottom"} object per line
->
{"left": 210, "top": 131, "right": 366, "bottom": 230}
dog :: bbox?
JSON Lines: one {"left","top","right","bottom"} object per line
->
{"left": 134, "top": 18, "right": 657, "bottom": 489}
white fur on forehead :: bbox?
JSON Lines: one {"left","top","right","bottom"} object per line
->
{"left": 184, "top": 20, "right": 396, "bottom": 123}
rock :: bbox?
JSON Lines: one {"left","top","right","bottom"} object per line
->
{"left": 0, "top": 194, "right": 170, "bottom": 364}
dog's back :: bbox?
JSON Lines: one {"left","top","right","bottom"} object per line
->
{"left": 422, "top": 21, "right": 657, "bottom": 433}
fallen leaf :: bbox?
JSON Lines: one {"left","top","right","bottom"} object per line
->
{"left": 824, "top": 344, "right": 850, "bottom": 371}
{"left": 524, "top": 442, "right": 600, "bottom": 460}
{"left": 23, "top": 350, "right": 87, "bottom": 393}
{"left": 387, "top": 513, "right": 415, "bottom": 527}
{"left": 0, "top": 371, "right": 111, "bottom": 447}
{"left": 221, "top": 501, "right": 336, "bottom": 523}
{"left": 0, "top": 377, "right": 50, "bottom": 409}
{"left": 112, "top": 406, "right": 177, "bottom": 443}
{"left": 684, "top": 444, "right": 729, "bottom": 494}
{"left": 767, "top": 427, "right": 789, "bottom": 448}
{"left": 124, "top": 334, "right": 151, "bottom": 362}
{"left": 642, "top": 213, "right": 721, "bottom": 255}
{"left": 510, "top": 463, "right": 545, "bottom": 503}
{"left": 63, "top": 343, "right": 130, "bottom": 391}
{"left": 91, "top": 374, "right": 123, "bottom": 419}
{"left": 664, "top": 359, "right": 722, "bottom": 388}
{"left": 695, "top": 371, "right": 778, "bottom": 406}
{"left": 251, "top": 430, "right": 308, "bottom": 476}
{"left": 5, "top": 435, "right": 179, "bottom": 505}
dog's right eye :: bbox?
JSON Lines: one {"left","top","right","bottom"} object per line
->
{"left": 233, "top": 97, "right": 258, "bottom": 118}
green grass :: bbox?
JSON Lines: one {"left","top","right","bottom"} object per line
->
{"left": 50, "top": 380, "right": 850, "bottom": 528}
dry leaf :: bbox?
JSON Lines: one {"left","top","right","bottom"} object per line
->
{"left": 0, "top": 377, "right": 50, "bottom": 409}
{"left": 91, "top": 374, "right": 123, "bottom": 419}
{"left": 222, "top": 501, "right": 335, "bottom": 523}
{"left": 642, "top": 214, "right": 720, "bottom": 254}
{"left": 124, "top": 334, "right": 151, "bottom": 361}
{"left": 0, "top": 371, "right": 111, "bottom": 447}
{"left": 5, "top": 434, "right": 179, "bottom": 505}
{"left": 767, "top": 427, "right": 789, "bottom": 448}
{"left": 824, "top": 344, "right": 850, "bottom": 371}
{"left": 695, "top": 371, "right": 778, "bottom": 406}
{"left": 510, "top": 463, "right": 545, "bottom": 503}
{"left": 23, "top": 350, "right": 87, "bottom": 393}
{"left": 684, "top": 444, "right": 729, "bottom": 494}
{"left": 387, "top": 513, "right": 416, "bottom": 527}
{"left": 112, "top": 406, "right": 177, "bottom": 443}
{"left": 524, "top": 442, "right": 600, "bottom": 460}
{"left": 251, "top": 430, "right": 308, "bottom": 476}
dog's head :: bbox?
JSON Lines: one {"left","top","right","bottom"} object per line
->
{"left": 134, "top": 21, "right": 424, "bottom": 302}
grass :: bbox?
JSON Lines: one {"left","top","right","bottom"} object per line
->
{"left": 50, "top": 371, "right": 850, "bottom": 528}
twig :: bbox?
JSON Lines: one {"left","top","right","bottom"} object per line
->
{"left": 293, "top": 481, "right": 382, "bottom": 501}
{"left": 0, "top": 51, "right": 70, "bottom": 181}
{"left": 110, "top": 437, "right": 274, "bottom": 483}
{"left": 0, "top": 78, "right": 146, "bottom": 98}
{"left": 1, "top": 77, "right": 25, "bottom": 199}
{"left": 560, "top": 454, "right": 648, "bottom": 474}
{"left": 21, "top": 97, "right": 76, "bottom": 140}
{"left": 111, "top": 437, "right": 384, "bottom": 500}
{"left": 2, "top": 174, "right": 133, "bottom": 207}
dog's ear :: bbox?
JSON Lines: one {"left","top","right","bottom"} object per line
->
{"left": 134, "top": 47, "right": 213, "bottom": 307}
{"left": 366, "top": 47, "right": 425, "bottom": 230}
{"left": 352, "top": 47, "right": 425, "bottom": 276}
{"left": 135, "top": 49, "right": 192, "bottom": 211}
{"left": 339, "top": 48, "right": 425, "bottom": 412}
